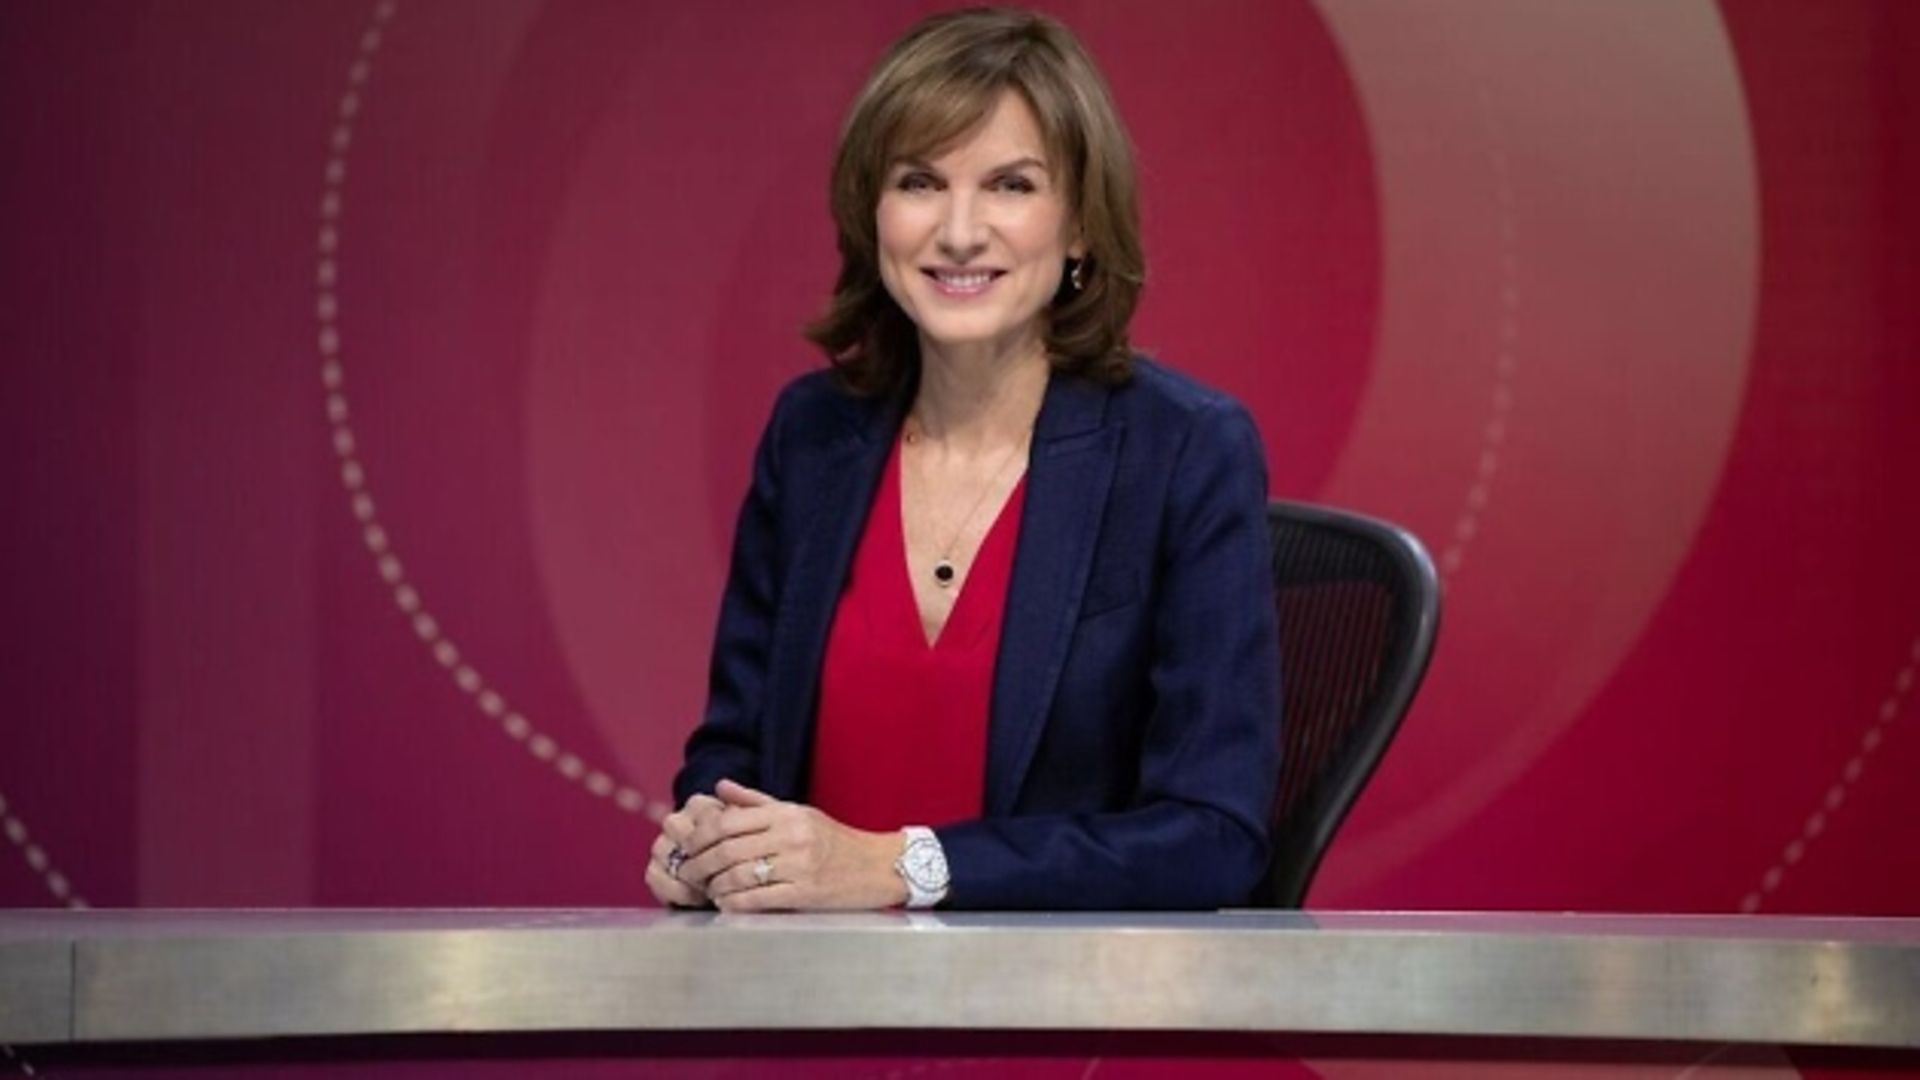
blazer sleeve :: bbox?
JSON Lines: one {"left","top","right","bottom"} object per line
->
{"left": 932, "top": 399, "right": 1282, "bottom": 909}
{"left": 671, "top": 387, "right": 790, "bottom": 805}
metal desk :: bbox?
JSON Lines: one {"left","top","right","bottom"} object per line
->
{"left": 3, "top": 910, "right": 1916, "bottom": 1048}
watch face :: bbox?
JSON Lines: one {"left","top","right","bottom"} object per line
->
{"left": 903, "top": 840, "right": 949, "bottom": 888}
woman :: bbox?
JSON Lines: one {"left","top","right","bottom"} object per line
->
{"left": 646, "top": 7, "right": 1280, "bottom": 911}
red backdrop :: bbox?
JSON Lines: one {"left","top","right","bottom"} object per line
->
{"left": 3, "top": 0, "right": 1917, "bottom": 927}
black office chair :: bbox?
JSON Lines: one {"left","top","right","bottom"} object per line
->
{"left": 1253, "top": 499, "right": 1441, "bottom": 908}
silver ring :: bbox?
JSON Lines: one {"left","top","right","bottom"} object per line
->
{"left": 753, "top": 855, "right": 774, "bottom": 886}
{"left": 666, "top": 847, "right": 686, "bottom": 880}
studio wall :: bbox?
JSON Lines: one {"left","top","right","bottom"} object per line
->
{"left": 2, "top": 0, "right": 1916, "bottom": 919}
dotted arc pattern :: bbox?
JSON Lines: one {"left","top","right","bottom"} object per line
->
{"left": 1740, "top": 635, "right": 1920, "bottom": 913}
{"left": 313, "top": 0, "right": 669, "bottom": 824}
{"left": 0, "top": 787, "right": 86, "bottom": 909}
{"left": 1436, "top": 86, "right": 1522, "bottom": 584}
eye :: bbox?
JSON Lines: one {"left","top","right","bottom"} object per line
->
{"left": 894, "top": 171, "right": 939, "bottom": 193}
{"left": 992, "top": 174, "right": 1038, "bottom": 194}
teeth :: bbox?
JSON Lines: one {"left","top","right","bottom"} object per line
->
{"left": 934, "top": 271, "right": 993, "bottom": 288}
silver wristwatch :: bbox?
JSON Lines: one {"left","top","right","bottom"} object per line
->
{"left": 894, "top": 826, "right": 950, "bottom": 909}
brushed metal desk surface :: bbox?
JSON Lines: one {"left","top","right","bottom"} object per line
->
{"left": 2, "top": 910, "right": 1915, "bottom": 1048}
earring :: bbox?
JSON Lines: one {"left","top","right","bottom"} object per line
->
{"left": 1070, "top": 258, "right": 1087, "bottom": 291}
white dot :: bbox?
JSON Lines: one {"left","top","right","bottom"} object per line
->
{"left": 394, "top": 585, "right": 420, "bottom": 612}
{"left": 328, "top": 395, "right": 350, "bottom": 423}
{"left": 377, "top": 555, "right": 404, "bottom": 584}
{"left": 1761, "top": 867, "right": 1783, "bottom": 892}
{"left": 1784, "top": 840, "right": 1805, "bottom": 865}
{"left": 375, "top": 0, "right": 397, "bottom": 20}
{"left": 1804, "top": 812, "right": 1825, "bottom": 838}
{"left": 351, "top": 492, "right": 375, "bottom": 521}
{"left": 319, "top": 191, "right": 342, "bottom": 220}
{"left": 326, "top": 158, "right": 347, "bottom": 185}
{"left": 1483, "top": 419, "right": 1506, "bottom": 446}
{"left": 1825, "top": 785, "right": 1845, "bottom": 811}
{"left": 1501, "top": 321, "right": 1519, "bottom": 344}
{"left": 317, "top": 259, "right": 337, "bottom": 287}
{"left": 330, "top": 126, "right": 352, "bottom": 152}
{"left": 1844, "top": 757, "right": 1864, "bottom": 783}
{"left": 454, "top": 665, "right": 481, "bottom": 693}
{"left": 432, "top": 640, "right": 458, "bottom": 667}
{"left": 586, "top": 772, "right": 614, "bottom": 796}
{"left": 1495, "top": 349, "right": 1518, "bottom": 376}
{"left": 318, "top": 327, "right": 340, "bottom": 356}
{"left": 321, "top": 363, "right": 344, "bottom": 391}
{"left": 1739, "top": 893, "right": 1761, "bottom": 914}
{"left": 4, "top": 810, "right": 28, "bottom": 838}
{"left": 616, "top": 789, "right": 645, "bottom": 813}
{"left": 317, "top": 293, "right": 338, "bottom": 320}
{"left": 25, "top": 845, "right": 46, "bottom": 871}
{"left": 362, "top": 523, "right": 388, "bottom": 553}
{"left": 557, "top": 754, "right": 584, "bottom": 779}
{"left": 339, "top": 92, "right": 360, "bottom": 118}
{"left": 1896, "top": 668, "right": 1915, "bottom": 695}
{"left": 349, "top": 59, "right": 371, "bottom": 84}
{"left": 1501, "top": 284, "right": 1519, "bottom": 308}
{"left": 1466, "top": 484, "right": 1491, "bottom": 511}
{"left": 1441, "top": 548, "right": 1464, "bottom": 575}
{"left": 477, "top": 690, "right": 504, "bottom": 717}
{"left": 70, "top": 898, "right": 89, "bottom": 910}
{"left": 1477, "top": 449, "right": 1500, "bottom": 477}
{"left": 529, "top": 735, "right": 557, "bottom": 760}
{"left": 1453, "top": 516, "right": 1478, "bottom": 543}
{"left": 1491, "top": 385, "right": 1514, "bottom": 411}
{"left": 1881, "top": 699, "right": 1900, "bottom": 722}
{"left": 645, "top": 800, "right": 669, "bottom": 822}
{"left": 361, "top": 28, "right": 383, "bottom": 52}
{"left": 411, "top": 613, "right": 439, "bottom": 641}
{"left": 1862, "top": 727, "right": 1883, "bottom": 753}
{"left": 47, "top": 873, "right": 68, "bottom": 899}
{"left": 333, "top": 428, "right": 357, "bottom": 457}
{"left": 503, "top": 713, "right": 531, "bottom": 740}
{"left": 1910, "top": 638, "right": 1920, "bottom": 663}
{"left": 318, "top": 224, "right": 338, "bottom": 252}
{"left": 340, "top": 461, "right": 364, "bottom": 490}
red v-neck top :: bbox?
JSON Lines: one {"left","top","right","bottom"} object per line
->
{"left": 808, "top": 434, "right": 1028, "bottom": 832}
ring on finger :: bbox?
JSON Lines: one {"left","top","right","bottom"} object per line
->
{"left": 753, "top": 855, "right": 775, "bottom": 887}
{"left": 666, "top": 847, "right": 686, "bottom": 880}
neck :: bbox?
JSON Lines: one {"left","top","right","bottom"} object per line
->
{"left": 912, "top": 333, "right": 1049, "bottom": 454}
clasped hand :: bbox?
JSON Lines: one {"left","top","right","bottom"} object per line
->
{"left": 645, "top": 779, "right": 908, "bottom": 912}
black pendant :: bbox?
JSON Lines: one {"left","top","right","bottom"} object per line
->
{"left": 933, "top": 560, "right": 956, "bottom": 587}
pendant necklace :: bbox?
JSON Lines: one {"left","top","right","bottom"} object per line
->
{"left": 905, "top": 419, "right": 1033, "bottom": 589}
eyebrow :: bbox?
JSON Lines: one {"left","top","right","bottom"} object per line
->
{"left": 893, "top": 156, "right": 1049, "bottom": 175}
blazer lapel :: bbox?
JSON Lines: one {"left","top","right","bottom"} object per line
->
{"left": 765, "top": 387, "right": 901, "bottom": 800}
{"left": 984, "top": 373, "right": 1119, "bottom": 816}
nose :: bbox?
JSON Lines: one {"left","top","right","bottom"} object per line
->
{"left": 936, "top": 190, "right": 987, "bottom": 261}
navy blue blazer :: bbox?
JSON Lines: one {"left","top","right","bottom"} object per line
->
{"left": 673, "top": 357, "right": 1282, "bottom": 909}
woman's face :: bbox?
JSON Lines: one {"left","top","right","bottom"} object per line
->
{"left": 875, "top": 89, "right": 1083, "bottom": 362}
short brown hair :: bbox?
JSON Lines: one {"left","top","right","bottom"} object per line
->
{"left": 805, "top": 7, "right": 1145, "bottom": 397}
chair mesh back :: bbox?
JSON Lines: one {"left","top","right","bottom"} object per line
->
{"left": 1255, "top": 500, "right": 1439, "bottom": 908}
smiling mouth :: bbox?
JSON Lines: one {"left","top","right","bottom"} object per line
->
{"left": 923, "top": 268, "right": 1005, "bottom": 296}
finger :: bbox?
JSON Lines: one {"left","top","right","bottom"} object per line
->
{"left": 706, "top": 854, "right": 785, "bottom": 900}
{"left": 649, "top": 833, "right": 678, "bottom": 867}
{"left": 681, "top": 804, "right": 781, "bottom": 860}
{"left": 662, "top": 794, "right": 724, "bottom": 846}
{"left": 716, "top": 882, "right": 802, "bottom": 913}
{"left": 645, "top": 861, "right": 706, "bottom": 909}
{"left": 681, "top": 831, "right": 779, "bottom": 888}
{"left": 716, "top": 778, "right": 778, "bottom": 808}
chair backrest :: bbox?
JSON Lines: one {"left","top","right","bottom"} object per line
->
{"left": 1253, "top": 499, "right": 1441, "bottom": 908}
